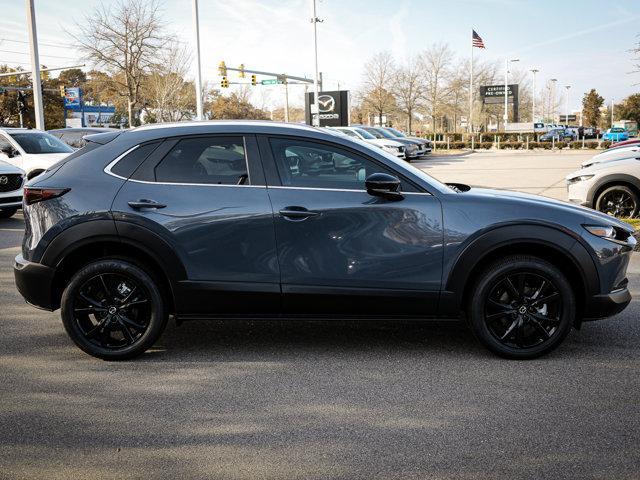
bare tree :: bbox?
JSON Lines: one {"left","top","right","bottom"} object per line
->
{"left": 421, "top": 43, "right": 454, "bottom": 132}
{"left": 393, "top": 56, "right": 425, "bottom": 133}
{"left": 143, "top": 42, "right": 195, "bottom": 122}
{"left": 71, "top": 0, "right": 171, "bottom": 126}
{"left": 361, "top": 52, "right": 396, "bottom": 125}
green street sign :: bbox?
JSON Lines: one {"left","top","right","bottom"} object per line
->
{"left": 261, "top": 79, "right": 283, "bottom": 85}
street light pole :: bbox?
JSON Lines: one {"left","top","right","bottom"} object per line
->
{"left": 25, "top": 0, "right": 44, "bottom": 130}
{"left": 564, "top": 85, "right": 571, "bottom": 126}
{"left": 191, "top": 0, "right": 203, "bottom": 120}
{"left": 503, "top": 58, "right": 519, "bottom": 131}
{"left": 530, "top": 69, "right": 539, "bottom": 123}
{"left": 311, "top": 0, "right": 321, "bottom": 127}
{"left": 550, "top": 78, "right": 557, "bottom": 123}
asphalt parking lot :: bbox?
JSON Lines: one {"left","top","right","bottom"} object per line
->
{"left": 1, "top": 151, "right": 639, "bottom": 479}
{"left": 416, "top": 149, "right": 591, "bottom": 201}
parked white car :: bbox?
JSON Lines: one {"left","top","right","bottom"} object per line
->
{"left": 582, "top": 144, "right": 640, "bottom": 168}
{"left": 567, "top": 157, "right": 640, "bottom": 217}
{"left": 330, "top": 126, "right": 407, "bottom": 158}
{"left": 0, "top": 159, "right": 25, "bottom": 219}
{"left": 0, "top": 128, "right": 74, "bottom": 179}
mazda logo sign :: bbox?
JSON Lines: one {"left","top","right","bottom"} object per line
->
{"left": 318, "top": 95, "right": 335, "bottom": 113}
{"left": 0, "top": 176, "right": 7, "bottom": 185}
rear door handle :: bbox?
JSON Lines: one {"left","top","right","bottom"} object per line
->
{"left": 279, "top": 206, "right": 321, "bottom": 220}
{"left": 128, "top": 199, "right": 167, "bottom": 209}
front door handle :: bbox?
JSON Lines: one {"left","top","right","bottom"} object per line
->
{"left": 128, "top": 199, "right": 167, "bottom": 209}
{"left": 279, "top": 206, "right": 321, "bottom": 220}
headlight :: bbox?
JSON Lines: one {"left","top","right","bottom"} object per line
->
{"left": 584, "top": 225, "right": 615, "bottom": 239}
{"left": 566, "top": 174, "right": 594, "bottom": 184}
{"left": 584, "top": 224, "right": 633, "bottom": 245}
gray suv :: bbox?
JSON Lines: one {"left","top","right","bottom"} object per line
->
{"left": 14, "top": 121, "right": 635, "bottom": 360}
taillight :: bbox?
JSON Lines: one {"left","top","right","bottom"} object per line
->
{"left": 24, "top": 187, "right": 70, "bottom": 206}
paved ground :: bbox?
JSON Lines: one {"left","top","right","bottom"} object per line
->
{"left": 415, "top": 149, "right": 592, "bottom": 201}
{"left": 2, "top": 151, "right": 640, "bottom": 479}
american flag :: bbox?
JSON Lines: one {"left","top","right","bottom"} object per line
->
{"left": 472, "top": 30, "right": 486, "bottom": 49}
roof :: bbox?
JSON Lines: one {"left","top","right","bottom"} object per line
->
{"left": 133, "top": 120, "right": 318, "bottom": 133}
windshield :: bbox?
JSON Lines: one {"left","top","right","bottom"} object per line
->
{"left": 10, "top": 132, "right": 74, "bottom": 154}
{"left": 373, "top": 128, "right": 396, "bottom": 139}
{"left": 361, "top": 128, "right": 385, "bottom": 139}
{"left": 354, "top": 128, "right": 376, "bottom": 139}
{"left": 386, "top": 127, "right": 406, "bottom": 137}
{"left": 611, "top": 128, "right": 625, "bottom": 133}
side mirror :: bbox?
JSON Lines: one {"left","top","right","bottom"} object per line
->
{"left": 1, "top": 146, "right": 17, "bottom": 158}
{"left": 365, "top": 172, "right": 403, "bottom": 201}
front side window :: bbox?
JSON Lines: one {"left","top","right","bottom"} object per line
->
{"left": 154, "top": 137, "right": 248, "bottom": 185}
{"left": 269, "top": 137, "right": 402, "bottom": 190}
{"left": 9, "top": 132, "right": 73, "bottom": 154}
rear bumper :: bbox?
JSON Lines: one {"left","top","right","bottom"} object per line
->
{"left": 14, "top": 254, "right": 57, "bottom": 311}
{"left": 583, "top": 287, "right": 632, "bottom": 321}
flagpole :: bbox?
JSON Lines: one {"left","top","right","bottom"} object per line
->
{"left": 469, "top": 29, "right": 474, "bottom": 134}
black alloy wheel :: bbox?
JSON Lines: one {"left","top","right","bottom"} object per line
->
{"left": 468, "top": 255, "right": 575, "bottom": 359}
{"left": 484, "top": 272, "right": 561, "bottom": 349}
{"left": 595, "top": 185, "right": 639, "bottom": 218}
{"left": 61, "top": 259, "right": 167, "bottom": 360}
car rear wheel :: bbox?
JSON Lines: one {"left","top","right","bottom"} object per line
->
{"left": 595, "top": 185, "right": 639, "bottom": 218}
{"left": 61, "top": 259, "right": 168, "bottom": 360}
{"left": 0, "top": 207, "right": 18, "bottom": 219}
{"left": 467, "top": 255, "right": 575, "bottom": 359}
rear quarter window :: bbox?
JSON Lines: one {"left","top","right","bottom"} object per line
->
{"left": 111, "top": 142, "right": 162, "bottom": 178}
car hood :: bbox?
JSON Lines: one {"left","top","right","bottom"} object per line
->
{"left": 463, "top": 186, "right": 633, "bottom": 231}
{"left": 406, "top": 136, "right": 430, "bottom": 144}
{"left": 582, "top": 147, "right": 640, "bottom": 167}
{"left": 22, "top": 152, "right": 71, "bottom": 162}
{"left": 0, "top": 159, "right": 25, "bottom": 175}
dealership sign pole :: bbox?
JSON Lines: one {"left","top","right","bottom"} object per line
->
{"left": 311, "top": 0, "right": 322, "bottom": 127}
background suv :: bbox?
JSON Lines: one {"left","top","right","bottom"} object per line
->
{"left": 381, "top": 127, "right": 432, "bottom": 155}
{"left": 329, "top": 126, "right": 406, "bottom": 157}
{"left": 0, "top": 159, "right": 24, "bottom": 218}
{"left": 0, "top": 128, "right": 74, "bottom": 179}
{"left": 14, "top": 121, "right": 634, "bottom": 361}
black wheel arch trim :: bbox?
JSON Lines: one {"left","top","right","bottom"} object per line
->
{"left": 440, "top": 222, "right": 600, "bottom": 315}
{"left": 586, "top": 173, "right": 640, "bottom": 206}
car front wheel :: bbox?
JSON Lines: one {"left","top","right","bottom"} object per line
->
{"left": 468, "top": 255, "right": 575, "bottom": 359}
{"left": 595, "top": 185, "right": 639, "bottom": 218}
{"left": 61, "top": 259, "right": 168, "bottom": 360}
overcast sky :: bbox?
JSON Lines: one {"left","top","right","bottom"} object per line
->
{"left": 0, "top": 0, "right": 638, "bottom": 111}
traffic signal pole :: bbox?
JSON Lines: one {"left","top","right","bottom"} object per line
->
{"left": 191, "top": 0, "right": 204, "bottom": 120}
{"left": 25, "top": 0, "right": 44, "bottom": 129}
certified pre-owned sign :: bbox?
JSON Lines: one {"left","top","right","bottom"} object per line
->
{"left": 305, "top": 90, "right": 350, "bottom": 127}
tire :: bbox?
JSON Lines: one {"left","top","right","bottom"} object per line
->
{"left": 595, "top": 185, "right": 639, "bottom": 218}
{"left": 61, "top": 259, "right": 168, "bottom": 360}
{"left": 467, "top": 255, "right": 575, "bottom": 359}
{"left": 0, "top": 207, "right": 18, "bottom": 219}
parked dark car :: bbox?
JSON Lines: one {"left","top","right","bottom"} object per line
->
{"left": 382, "top": 127, "right": 432, "bottom": 155}
{"left": 540, "top": 128, "right": 574, "bottom": 142}
{"left": 356, "top": 126, "right": 421, "bottom": 160}
{"left": 14, "top": 121, "right": 634, "bottom": 360}
{"left": 48, "top": 127, "right": 119, "bottom": 149}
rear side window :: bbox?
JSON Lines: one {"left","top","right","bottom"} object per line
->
{"left": 154, "top": 137, "right": 248, "bottom": 185}
{"left": 111, "top": 142, "right": 161, "bottom": 178}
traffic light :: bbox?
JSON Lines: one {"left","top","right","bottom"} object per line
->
{"left": 221, "top": 76, "right": 229, "bottom": 88}
{"left": 59, "top": 85, "right": 65, "bottom": 97}
{"left": 251, "top": 74, "right": 257, "bottom": 86}
{"left": 17, "top": 91, "right": 28, "bottom": 113}
{"left": 238, "top": 64, "right": 245, "bottom": 78}
{"left": 218, "top": 61, "right": 227, "bottom": 76}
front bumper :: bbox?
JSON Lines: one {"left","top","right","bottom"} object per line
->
{"left": 14, "top": 254, "right": 57, "bottom": 311}
{"left": 0, "top": 195, "right": 22, "bottom": 209}
{"left": 583, "top": 286, "right": 632, "bottom": 320}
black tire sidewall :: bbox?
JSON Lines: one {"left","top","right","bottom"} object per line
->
{"left": 61, "top": 259, "right": 167, "bottom": 360}
{"left": 0, "top": 208, "right": 18, "bottom": 219}
{"left": 468, "top": 256, "right": 575, "bottom": 359}
{"left": 595, "top": 185, "right": 639, "bottom": 217}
